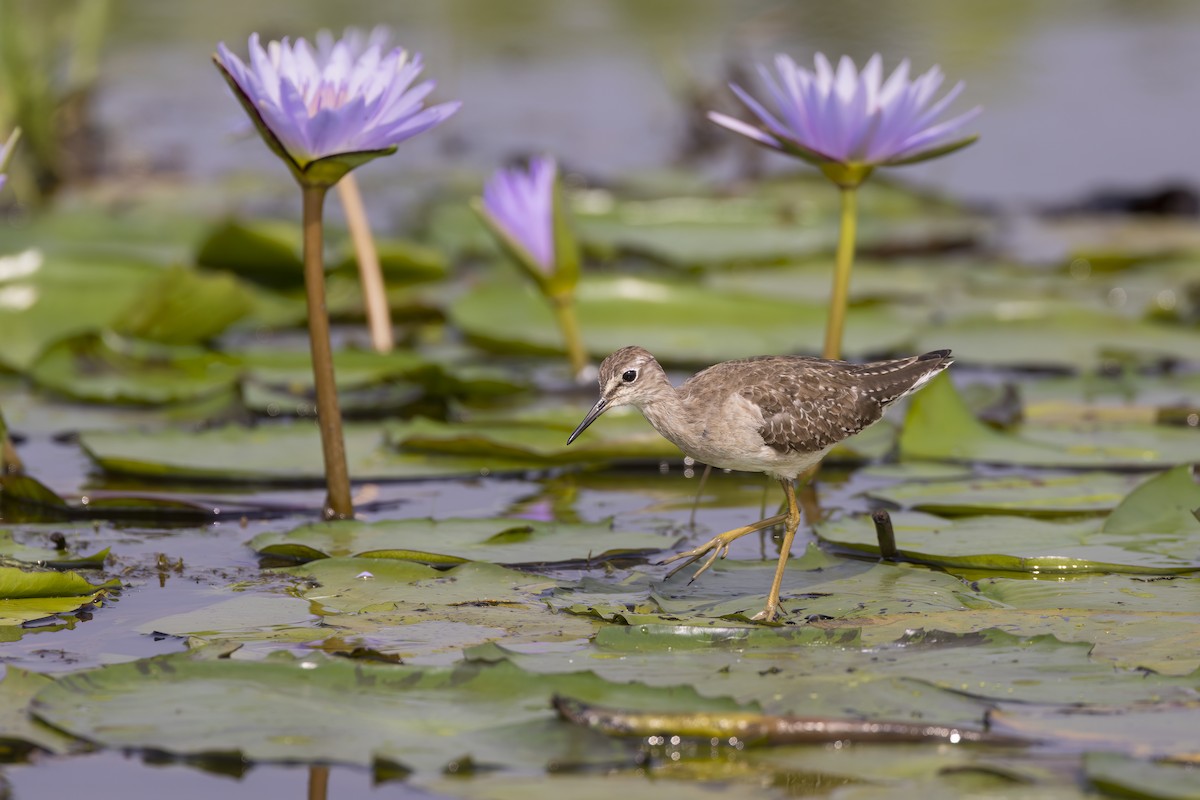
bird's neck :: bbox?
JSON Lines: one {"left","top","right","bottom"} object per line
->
{"left": 634, "top": 374, "right": 689, "bottom": 445}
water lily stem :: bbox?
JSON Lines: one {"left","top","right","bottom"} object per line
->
{"left": 335, "top": 173, "right": 394, "bottom": 354}
{"left": 550, "top": 291, "right": 589, "bottom": 380}
{"left": 822, "top": 186, "right": 859, "bottom": 360}
{"left": 302, "top": 184, "right": 354, "bottom": 520}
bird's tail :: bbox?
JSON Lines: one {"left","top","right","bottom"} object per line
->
{"left": 851, "top": 349, "right": 954, "bottom": 407}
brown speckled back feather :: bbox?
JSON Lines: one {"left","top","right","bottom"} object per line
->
{"left": 680, "top": 350, "right": 952, "bottom": 453}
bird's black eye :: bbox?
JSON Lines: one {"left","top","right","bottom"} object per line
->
{"left": 622, "top": 369, "right": 638, "bottom": 383}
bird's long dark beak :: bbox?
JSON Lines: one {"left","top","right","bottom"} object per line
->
{"left": 566, "top": 398, "right": 607, "bottom": 445}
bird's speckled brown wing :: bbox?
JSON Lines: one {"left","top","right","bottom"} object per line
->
{"left": 738, "top": 358, "right": 882, "bottom": 452}
{"left": 680, "top": 351, "right": 952, "bottom": 454}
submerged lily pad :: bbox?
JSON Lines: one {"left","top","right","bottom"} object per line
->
{"left": 816, "top": 510, "right": 1200, "bottom": 574}
{"left": 900, "top": 373, "right": 1200, "bottom": 468}
{"left": 251, "top": 517, "right": 676, "bottom": 566}
{"left": 30, "top": 650, "right": 739, "bottom": 773}
{"left": 450, "top": 275, "right": 916, "bottom": 365}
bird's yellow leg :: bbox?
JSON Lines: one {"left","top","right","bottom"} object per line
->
{"left": 752, "top": 479, "right": 803, "bottom": 622}
{"left": 660, "top": 512, "right": 787, "bottom": 583}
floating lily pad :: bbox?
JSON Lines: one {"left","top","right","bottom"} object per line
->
{"left": 1084, "top": 752, "right": 1200, "bottom": 799}
{"left": 450, "top": 275, "right": 916, "bottom": 365}
{"left": 330, "top": 237, "right": 448, "bottom": 285}
{"left": 900, "top": 373, "right": 1200, "bottom": 468}
{"left": 992, "top": 703, "right": 1200, "bottom": 761}
{"left": 549, "top": 553, "right": 999, "bottom": 627}
{"left": 110, "top": 265, "right": 257, "bottom": 344}
{"left": 973, "top": 572, "right": 1200, "bottom": 613}
{"left": 817, "top": 510, "right": 1200, "bottom": 575}
{"left": 29, "top": 333, "right": 241, "bottom": 405}
{"left": 278, "top": 558, "right": 596, "bottom": 663}
{"left": 0, "top": 668, "right": 83, "bottom": 755}
{"left": 916, "top": 308, "right": 1200, "bottom": 370}
{"left": 79, "top": 422, "right": 543, "bottom": 483}
{"left": 30, "top": 650, "right": 739, "bottom": 773}
{"left": 0, "top": 249, "right": 162, "bottom": 372}
{"left": 251, "top": 517, "right": 676, "bottom": 566}
{"left": 0, "top": 563, "right": 118, "bottom": 626}
{"left": 482, "top": 620, "right": 1199, "bottom": 710}
{"left": 388, "top": 410, "right": 677, "bottom": 465}
{"left": 813, "top": 605, "right": 1200, "bottom": 676}
{"left": 1103, "top": 465, "right": 1200, "bottom": 536}
{"left": 135, "top": 593, "right": 318, "bottom": 640}
{"left": 0, "top": 529, "right": 108, "bottom": 568}
{"left": 867, "top": 473, "right": 1146, "bottom": 516}
{"left": 194, "top": 218, "right": 303, "bottom": 289}
{"left": 573, "top": 176, "right": 987, "bottom": 266}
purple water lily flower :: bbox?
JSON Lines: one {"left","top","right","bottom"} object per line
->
{"left": 215, "top": 31, "right": 460, "bottom": 182}
{"left": 481, "top": 156, "right": 557, "bottom": 276}
{"left": 711, "top": 53, "right": 980, "bottom": 170}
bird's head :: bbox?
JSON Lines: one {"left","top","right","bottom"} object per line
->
{"left": 567, "top": 346, "right": 662, "bottom": 445}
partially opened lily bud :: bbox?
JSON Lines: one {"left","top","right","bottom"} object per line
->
{"left": 214, "top": 32, "right": 460, "bottom": 187}
{"left": 476, "top": 156, "right": 588, "bottom": 377}
{"left": 476, "top": 156, "right": 580, "bottom": 296}
{"left": 710, "top": 53, "right": 980, "bottom": 188}
{"left": 0, "top": 129, "right": 19, "bottom": 191}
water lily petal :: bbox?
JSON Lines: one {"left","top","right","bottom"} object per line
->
{"left": 710, "top": 51, "right": 980, "bottom": 170}
{"left": 215, "top": 28, "right": 459, "bottom": 178}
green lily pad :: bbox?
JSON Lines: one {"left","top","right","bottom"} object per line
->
{"left": 28, "top": 333, "right": 241, "bottom": 405}
{"left": 388, "top": 410, "right": 677, "bottom": 465}
{"left": 867, "top": 473, "right": 1147, "bottom": 516}
{"left": 29, "top": 650, "right": 740, "bottom": 773}
{"left": 194, "top": 218, "right": 303, "bottom": 289}
{"left": 0, "top": 249, "right": 162, "bottom": 372}
{"left": 0, "top": 563, "right": 118, "bottom": 625}
{"left": 900, "top": 373, "right": 1200, "bottom": 468}
{"left": 0, "top": 529, "right": 108, "bottom": 568}
{"left": 0, "top": 668, "right": 83, "bottom": 756}
{"left": 973, "top": 573, "right": 1200, "bottom": 614}
{"left": 916, "top": 308, "right": 1200, "bottom": 370}
{"left": 815, "top": 605, "right": 1200, "bottom": 676}
{"left": 330, "top": 237, "right": 448, "bottom": 285}
{"left": 450, "top": 275, "right": 916, "bottom": 365}
{"left": 482, "top": 619, "right": 1199, "bottom": 711}
{"left": 277, "top": 558, "right": 596, "bottom": 663}
{"left": 549, "top": 553, "right": 1000, "bottom": 626}
{"left": 572, "top": 175, "right": 987, "bottom": 267}
{"left": 992, "top": 703, "right": 1200, "bottom": 761}
{"left": 79, "top": 422, "right": 543, "bottom": 483}
{"left": 250, "top": 517, "right": 676, "bottom": 566}
{"left": 135, "top": 593, "right": 318, "bottom": 640}
{"left": 1103, "top": 465, "right": 1200, "bottom": 536}
{"left": 816, "top": 510, "right": 1200, "bottom": 575}
{"left": 1084, "top": 752, "right": 1200, "bottom": 799}
{"left": 110, "top": 265, "right": 257, "bottom": 344}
